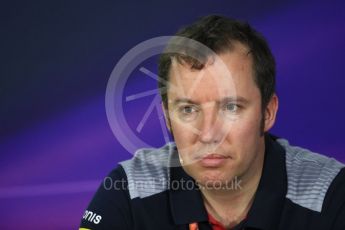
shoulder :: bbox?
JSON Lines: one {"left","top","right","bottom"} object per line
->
{"left": 276, "top": 138, "right": 345, "bottom": 212}
{"left": 80, "top": 167, "right": 133, "bottom": 229}
{"left": 119, "top": 142, "right": 177, "bottom": 199}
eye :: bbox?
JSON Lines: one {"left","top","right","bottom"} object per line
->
{"left": 181, "top": 105, "right": 195, "bottom": 114}
{"left": 224, "top": 103, "right": 239, "bottom": 112}
{"left": 176, "top": 105, "right": 199, "bottom": 122}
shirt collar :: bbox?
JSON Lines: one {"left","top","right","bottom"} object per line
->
{"left": 168, "top": 161, "right": 209, "bottom": 225}
{"left": 168, "top": 134, "right": 287, "bottom": 229}
{"left": 244, "top": 134, "right": 287, "bottom": 230}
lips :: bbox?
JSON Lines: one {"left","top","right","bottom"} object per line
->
{"left": 202, "top": 153, "right": 227, "bottom": 159}
{"left": 198, "top": 153, "right": 230, "bottom": 167}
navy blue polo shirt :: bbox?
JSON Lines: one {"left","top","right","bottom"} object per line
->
{"left": 80, "top": 135, "right": 345, "bottom": 229}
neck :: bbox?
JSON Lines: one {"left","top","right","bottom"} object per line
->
{"left": 200, "top": 143, "right": 265, "bottom": 228}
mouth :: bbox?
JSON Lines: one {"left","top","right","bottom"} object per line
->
{"left": 196, "top": 153, "right": 231, "bottom": 167}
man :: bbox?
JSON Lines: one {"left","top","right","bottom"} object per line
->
{"left": 80, "top": 15, "right": 345, "bottom": 230}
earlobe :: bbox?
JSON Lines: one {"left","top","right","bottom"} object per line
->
{"left": 264, "top": 94, "right": 279, "bottom": 132}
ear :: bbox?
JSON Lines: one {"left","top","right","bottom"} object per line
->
{"left": 264, "top": 94, "right": 279, "bottom": 132}
{"left": 161, "top": 102, "right": 172, "bottom": 132}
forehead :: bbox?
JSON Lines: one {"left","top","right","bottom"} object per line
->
{"left": 167, "top": 43, "right": 256, "bottom": 102}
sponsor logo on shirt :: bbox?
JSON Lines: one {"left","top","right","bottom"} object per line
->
{"left": 83, "top": 210, "right": 102, "bottom": 225}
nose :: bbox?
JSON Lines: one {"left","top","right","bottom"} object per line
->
{"left": 198, "top": 106, "right": 223, "bottom": 144}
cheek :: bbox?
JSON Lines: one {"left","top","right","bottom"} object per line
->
{"left": 238, "top": 118, "right": 261, "bottom": 136}
{"left": 171, "top": 121, "right": 197, "bottom": 148}
{"left": 224, "top": 112, "right": 262, "bottom": 151}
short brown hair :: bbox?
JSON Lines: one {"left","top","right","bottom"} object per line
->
{"left": 158, "top": 15, "right": 276, "bottom": 110}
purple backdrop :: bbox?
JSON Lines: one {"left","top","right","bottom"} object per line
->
{"left": 1, "top": 1, "right": 344, "bottom": 229}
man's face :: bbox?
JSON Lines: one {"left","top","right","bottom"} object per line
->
{"left": 164, "top": 43, "right": 277, "bottom": 187}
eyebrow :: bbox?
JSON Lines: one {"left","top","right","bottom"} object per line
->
{"left": 222, "top": 96, "right": 250, "bottom": 105}
{"left": 171, "top": 96, "right": 250, "bottom": 106}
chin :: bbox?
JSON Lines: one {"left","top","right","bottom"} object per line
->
{"left": 195, "top": 171, "right": 233, "bottom": 186}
